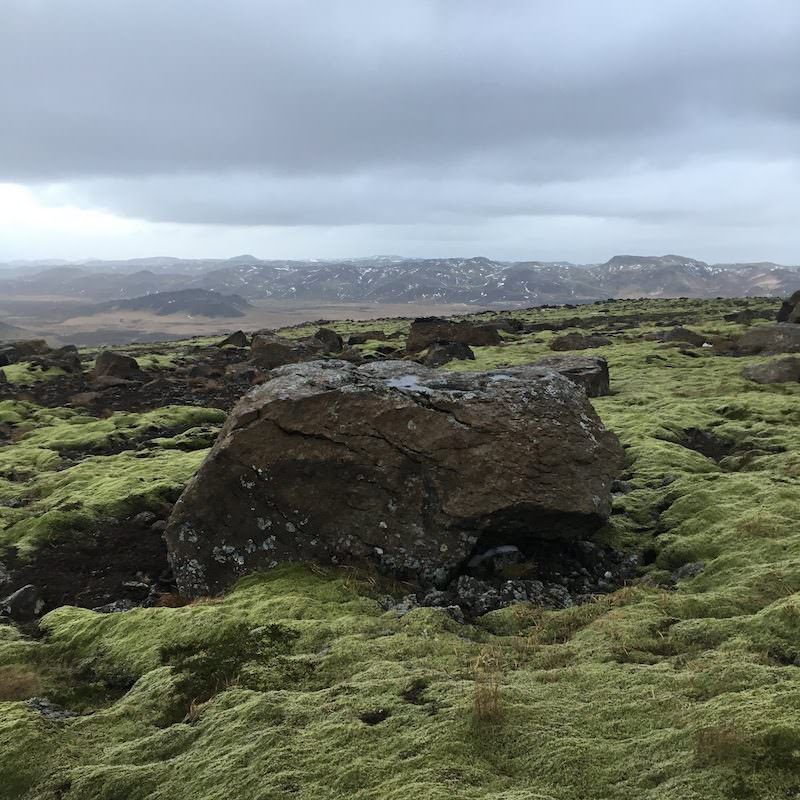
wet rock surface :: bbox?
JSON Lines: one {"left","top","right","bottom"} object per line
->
{"left": 165, "top": 359, "right": 624, "bottom": 597}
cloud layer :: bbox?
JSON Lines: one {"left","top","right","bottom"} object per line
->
{"left": 1, "top": 0, "right": 798, "bottom": 261}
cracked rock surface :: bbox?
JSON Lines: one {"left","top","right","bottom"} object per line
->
{"left": 165, "top": 359, "right": 624, "bottom": 597}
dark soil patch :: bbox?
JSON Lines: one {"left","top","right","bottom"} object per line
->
{"left": 2, "top": 514, "right": 174, "bottom": 612}
{"left": 678, "top": 428, "right": 738, "bottom": 461}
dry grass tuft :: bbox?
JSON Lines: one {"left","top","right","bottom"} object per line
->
{"left": 0, "top": 664, "right": 42, "bottom": 701}
{"left": 472, "top": 647, "right": 504, "bottom": 726}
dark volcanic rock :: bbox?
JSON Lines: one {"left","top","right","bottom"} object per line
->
{"left": 742, "top": 357, "right": 800, "bottom": 384}
{"left": 347, "top": 330, "right": 388, "bottom": 345}
{"left": 219, "top": 330, "right": 249, "bottom": 348}
{"left": 165, "top": 359, "right": 624, "bottom": 597}
{"left": 0, "top": 339, "right": 50, "bottom": 366}
{"left": 660, "top": 327, "right": 707, "bottom": 347}
{"left": 550, "top": 333, "right": 611, "bottom": 352}
{"left": 30, "top": 345, "right": 82, "bottom": 375}
{"left": 406, "top": 317, "right": 502, "bottom": 352}
{"left": 534, "top": 355, "right": 611, "bottom": 397}
{"left": 313, "top": 328, "right": 344, "bottom": 353}
{"left": 250, "top": 332, "right": 325, "bottom": 369}
{"left": 423, "top": 341, "right": 475, "bottom": 367}
{"left": 92, "top": 350, "right": 144, "bottom": 380}
{"left": 777, "top": 290, "right": 800, "bottom": 323}
{"left": 736, "top": 323, "right": 800, "bottom": 354}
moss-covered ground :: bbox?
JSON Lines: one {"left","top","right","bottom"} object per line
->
{"left": 2, "top": 297, "right": 799, "bottom": 799}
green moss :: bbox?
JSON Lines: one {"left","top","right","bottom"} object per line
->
{"left": 0, "top": 404, "right": 225, "bottom": 551}
{"left": 1, "top": 363, "right": 66, "bottom": 384}
{"left": 1, "top": 298, "right": 799, "bottom": 799}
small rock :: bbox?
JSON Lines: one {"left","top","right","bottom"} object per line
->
{"left": 1, "top": 584, "right": 45, "bottom": 622}
{"left": 28, "top": 697, "right": 79, "bottom": 720}
{"left": 423, "top": 340, "right": 475, "bottom": 367}
{"left": 672, "top": 561, "right": 705, "bottom": 581}
{"left": 133, "top": 511, "right": 158, "bottom": 526}
{"left": 219, "top": 330, "right": 249, "bottom": 348}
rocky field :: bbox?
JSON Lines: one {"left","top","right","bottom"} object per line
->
{"left": 1, "top": 295, "right": 799, "bottom": 799}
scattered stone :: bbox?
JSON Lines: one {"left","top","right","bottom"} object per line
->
{"left": 92, "top": 599, "right": 139, "bottom": 613}
{"left": 549, "top": 333, "right": 611, "bottom": 351}
{"left": 742, "top": 357, "right": 800, "bottom": 384}
{"left": 133, "top": 511, "right": 158, "bottom": 526}
{"left": 1, "top": 584, "right": 45, "bottom": 622}
{"left": 151, "top": 520, "right": 168, "bottom": 533}
{"left": 777, "top": 290, "right": 800, "bottom": 323}
{"left": 28, "top": 697, "right": 79, "bottom": 721}
{"left": 534, "top": 355, "right": 611, "bottom": 397}
{"left": 165, "top": 359, "right": 624, "bottom": 597}
{"left": 423, "top": 341, "right": 475, "bottom": 367}
{"left": 0, "top": 369, "right": 6, "bottom": 384}
{"left": 219, "top": 330, "right": 249, "bottom": 348}
{"left": 92, "top": 350, "right": 144, "bottom": 380}
{"left": 661, "top": 327, "right": 707, "bottom": 346}
{"left": 406, "top": 317, "right": 502, "bottom": 352}
{"left": 314, "top": 328, "right": 344, "bottom": 353}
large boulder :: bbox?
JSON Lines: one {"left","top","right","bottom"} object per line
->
{"left": 777, "top": 290, "right": 800, "bottom": 323}
{"left": 250, "top": 332, "right": 325, "bottom": 369}
{"left": 406, "top": 317, "right": 502, "bottom": 352}
{"left": 742, "top": 357, "right": 800, "bottom": 384}
{"left": 736, "top": 323, "right": 800, "bottom": 355}
{"left": 550, "top": 333, "right": 611, "bottom": 352}
{"left": 423, "top": 341, "right": 475, "bottom": 367}
{"left": 534, "top": 355, "right": 611, "bottom": 397}
{"left": 165, "top": 360, "right": 624, "bottom": 597}
{"left": 92, "top": 350, "right": 144, "bottom": 380}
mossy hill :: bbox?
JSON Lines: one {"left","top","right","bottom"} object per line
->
{"left": 2, "top": 296, "right": 800, "bottom": 800}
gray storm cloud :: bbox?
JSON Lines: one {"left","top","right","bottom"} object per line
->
{"left": 0, "top": 0, "right": 798, "bottom": 260}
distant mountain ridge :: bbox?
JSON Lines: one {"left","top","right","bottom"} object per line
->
{"left": 0, "top": 254, "right": 797, "bottom": 306}
{"left": 91, "top": 289, "right": 251, "bottom": 318}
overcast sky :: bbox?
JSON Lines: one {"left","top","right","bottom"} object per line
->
{"left": 1, "top": 0, "right": 798, "bottom": 263}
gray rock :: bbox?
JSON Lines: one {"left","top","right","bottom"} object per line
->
{"left": 165, "top": 360, "right": 624, "bottom": 597}
{"left": 672, "top": 561, "right": 705, "bottom": 581}
{"left": 1, "top": 584, "right": 45, "bottom": 621}
{"left": 737, "top": 323, "right": 800, "bottom": 355}
{"left": 742, "top": 356, "right": 800, "bottom": 384}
